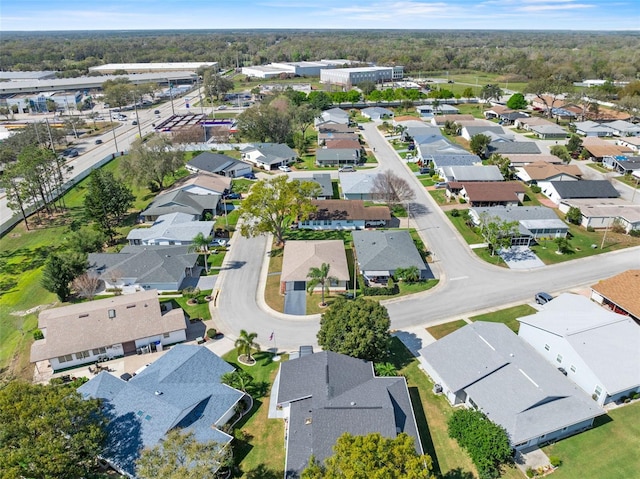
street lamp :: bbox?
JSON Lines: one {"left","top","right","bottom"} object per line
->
{"left": 110, "top": 110, "right": 119, "bottom": 154}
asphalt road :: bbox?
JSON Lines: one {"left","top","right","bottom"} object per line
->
{"left": 213, "top": 121, "right": 640, "bottom": 351}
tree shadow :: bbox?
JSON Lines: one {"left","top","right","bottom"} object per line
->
{"left": 241, "top": 464, "right": 283, "bottom": 479}
{"left": 441, "top": 467, "right": 476, "bottom": 479}
{"left": 221, "top": 260, "right": 246, "bottom": 270}
{"left": 408, "top": 386, "right": 442, "bottom": 476}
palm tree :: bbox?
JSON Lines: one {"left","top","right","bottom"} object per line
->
{"left": 188, "top": 232, "right": 213, "bottom": 274}
{"left": 374, "top": 362, "right": 398, "bottom": 377}
{"left": 307, "top": 263, "right": 338, "bottom": 307}
{"left": 235, "top": 330, "right": 260, "bottom": 363}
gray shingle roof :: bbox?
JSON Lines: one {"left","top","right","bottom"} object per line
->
{"left": 428, "top": 154, "right": 481, "bottom": 168}
{"left": 316, "top": 148, "right": 359, "bottom": 162}
{"left": 419, "top": 322, "right": 604, "bottom": 446}
{"left": 463, "top": 125, "right": 508, "bottom": 137}
{"left": 487, "top": 141, "right": 542, "bottom": 155}
{"left": 548, "top": 180, "right": 620, "bottom": 199}
{"left": 78, "top": 345, "right": 242, "bottom": 477}
{"left": 444, "top": 165, "right": 504, "bottom": 182}
{"left": 339, "top": 173, "right": 378, "bottom": 195}
{"left": 141, "top": 190, "right": 219, "bottom": 218}
{"left": 352, "top": 230, "right": 426, "bottom": 273}
{"left": 127, "top": 213, "right": 214, "bottom": 243}
{"left": 187, "top": 152, "right": 247, "bottom": 174}
{"left": 297, "top": 173, "right": 333, "bottom": 197}
{"left": 277, "top": 351, "right": 422, "bottom": 478}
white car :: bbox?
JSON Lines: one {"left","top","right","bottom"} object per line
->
{"left": 278, "top": 165, "right": 292, "bottom": 172}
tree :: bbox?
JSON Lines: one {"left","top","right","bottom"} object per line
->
{"left": 72, "top": 273, "right": 101, "bottom": 300}
{"left": 566, "top": 134, "right": 583, "bottom": 155}
{"left": 84, "top": 169, "right": 135, "bottom": 241}
{"left": 506, "top": 92, "right": 527, "bottom": 110}
{"left": 202, "top": 69, "right": 234, "bottom": 103}
{"left": 41, "top": 251, "right": 87, "bottom": 301}
{"left": 480, "top": 84, "right": 503, "bottom": 104}
{"left": 307, "top": 262, "right": 338, "bottom": 307}
{"left": 136, "top": 429, "right": 232, "bottom": 479}
{"left": 221, "top": 369, "right": 254, "bottom": 393}
{"left": 121, "top": 134, "right": 183, "bottom": 191}
{"left": 307, "top": 91, "right": 333, "bottom": 110}
{"left": 550, "top": 144, "right": 571, "bottom": 164}
{"left": 317, "top": 298, "right": 391, "bottom": 362}
{"left": 555, "top": 236, "right": 570, "bottom": 254}
{"left": 371, "top": 170, "right": 416, "bottom": 210}
{"left": 374, "top": 362, "right": 398, "bottom": 377}
{"left": 469, "top": 134, "right": 491, "bottom": 157}
{"left": 292, "top": 103, "right": 320, "bottom": 141}
{"left": 478, "top": 213, "right": 519, "bottom": 256}
{"left": 565, "top": 206, "right": 582, "bottom": 225}
{"left": 302, "top": 432, "right": 435, "bottom": 479}
{"left": 102, "top": 77, "right": 132, "bottom": 109}
{"left": 235, "top": 329, "right": 260, "bottom": 363}
{"left": 526, "top": 77, "right": 570, "bottom": 118}
{"left": 486, "top": 153, "right": 513, "bottom": 180}
{"left": 462, "top": 87, "right": 475, "bottom": 99}
{"left": 64, "top": 227, "right": 106, "bottom": 253}
{"left": 188, "top": 232, "right": 214, "bottom": 274}
{"left": 237, "top": 102, "right": 293, "bottom": 144}
{"left": 394, "top": 266, "right": 420, "bottom": 283}
{"left": 238, "top": 175, "right": 320, "bottom": 246}
{"left": 0, "top": 381, "right": 107, "bottom": 479}
{"left": 448, "top": 408, "right": 512, "bottom": 479}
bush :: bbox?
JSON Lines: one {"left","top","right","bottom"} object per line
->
{"left": 206, "top": 328, "right": 218, "bottom": 339}
{"left": 33, "top": 329, "right": 44, "bottom": 340}
{"left": 629, "top": 229, "right": 640, "bottom": 237}
{"left": 526, "top": 467, "right": 535, "bottom": 478}
{"left": 530, "top": 185, "right": 542, "bottom": 193}
{"left": 458, "top": 198, "right": 467, "bottom": 204}
{"left": 450, "top": 209, "right": 460, "bottom": 217}
{"left": 587, "top": 226, "right": 595, "bottom": 232}
{"left": 631, "top": 392, "right": 640, "bottom": 400}
{"left": 549, "top": 456, "right": 562, "bottom": 468}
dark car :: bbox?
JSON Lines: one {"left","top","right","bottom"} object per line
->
{"left": 94, "top": 139, "right": 103, "bottom": 145}
{"left": 419, "top": 167, "right": 432, "bottom": 175}
{"left": 131, "top": 120, "right": 138, "bottom": 126}
{"left": 154, "top": 110, "right": 160, "bottom": 114}
{"left": 535, "top": 292, "right": 553, "bottom": 305}
{"left": 243, "top": 172, "right": 256, "bottom": 180}
{"left": 224, "top": 192, "right": 242, "bottom": 200}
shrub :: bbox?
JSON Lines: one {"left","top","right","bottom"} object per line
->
{"left": 611, "top": 223, "right": 626, "bottom": 234}
{"left": 549, "top": 456, "right": 562, "bottom": 468}
{"left": 458, "top": 198, "right": 467, "bottom": 204}
{"left": 450, "top": 209, "right": 460, "bottom": 217}
{"left": 631, "top": 392, "right": 640, "bottom": 400}
{"left": 530, "top": 185, "right": 542, "bottom": 193}
{"left": 526, "top": 467, "right": 535, "bottom": 478}
{"left": 33, "top": 329, "right": 44, "bottom": 340}
{"left": 587, "top": 226, "right": 595, "bottom": 232}
{"left": 630, "top": 229, "right": 640, "bottom": 237}
{"left": 206, "top": 328, "right": 218, "bottom": 339}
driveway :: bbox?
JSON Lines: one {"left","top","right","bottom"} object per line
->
{"left": 283, "top": 281, "right": 307, "bottom": 315}
{"left": 498, "top": 246, "right": 546, "bottom": 269}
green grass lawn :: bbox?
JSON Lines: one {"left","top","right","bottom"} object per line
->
{"left": 543, "top": 402, "right": 640, "bottom": 479}
{"left": 446, "top": 211, "right": 484, "bottom": 244}
{"left": 284, "top": 229, "right": 354, "bottom": 246}
{"left": 160, "top": 289, "right": 213, "bottom": 321}
{"left": 419, "top": 177, "right": 436, "bottom": 187}
{"left": 428, "top": 189, "right": 449, "bottom": 205}
{"left": 427, "top": 320, "right": 468, "bottom": 340}
{"left": 454, "top": 103, "right": 487, "bottom": 119}
{"left": 585, "top": 162, "right": 609, "bottom": 174}
{"left": 614, "top": 174, "right": 640, "bottom": 189}
{"left": 231, "top": 178, "right": 254, "bottom": 194}
{"left": 469, "top": 304, "right": 537, "bottom": 333}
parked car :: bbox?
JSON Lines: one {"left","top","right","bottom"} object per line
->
{"left": 94, "top": 139, "right": 103, "bottom": 145}
{"left": 278, "top": 165, "right": 292, "bottom": 172}
{"left": 338, "top": 165, "right": 355, "bottom": 172}
{"left": 535, "top": 292, "right": 553, "bottom": 305}
{"left": 62, "top": 148, "right": 79, "bottom": 158}
{"left": 210, "top": 239, "right": 229, "bottom": 247}
{"left": 434, "top": 182, "right": 447, "bottom": 189}
{"left": 217, "top": 105, "right": 227, "bottom": 110}
{"left": 153, "top": 110, "right": 160, "bottom": 114}
{"left": 243, "top": 172, "right": 256, "bottom": 180}
{"left": 224, "top": 192, "right": 242, "bottom": 200}
{"left": 419, "top": 167, "right": 432, "bottom": 175}
{"left": 131, "top": 121, "right": 138, "bottom": 126}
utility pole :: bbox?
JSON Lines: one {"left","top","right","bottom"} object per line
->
{"left": 111, "top": 111, "right": 119, "bottom": 154}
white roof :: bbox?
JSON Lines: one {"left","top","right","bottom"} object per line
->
{"left": 90, "top": 62, "right": 217, "bottom": 72}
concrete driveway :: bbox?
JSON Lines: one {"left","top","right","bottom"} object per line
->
{"left": 499, "top": 246, "right": 546, "bottom": 269}
{"left": 283, "top": 281, "right": 307, "bottom": 315}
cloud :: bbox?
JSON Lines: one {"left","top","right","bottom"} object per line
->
{"left": 517, "top": 2, "right": 595, "bottom": 12}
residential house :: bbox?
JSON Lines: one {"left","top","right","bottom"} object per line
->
{"left": 318, "top": 131, "right": 359, "bottom": 146}
{"left": 340, "top": 173, "right": 378, "bottom": 200}
{"left": 518, "top": 293, "right": 640, "bottom": 406}
{"left": 78, "top": 345, "right": 244, "bottom": 478}
{"left": 296, "top": 173, "right": 334, "bottom": 199}
{"left": 558, "top": 198, "right": 640, "bottom": 232}
{"left": 361, "top": 106, "right": 393, "bottom": 120}
{"left": 530, "top": 95, "right": 567, "bottom": 113}
{"left": 458, "top": 182, "right": 525, "bottom": 207}
{"left": 497, "top": 111, "right": 529, "bottom": 125}
{"left": 460, "top": 125, "right": 511, "bottom": 141}
{"left": 440, "top": 165, "right": 503, "bottom": 183}
{"left": 427, "top": 154, "right": 481, "bottom": 170}
{"left": 591, "top": 270, "right": 640, "bottom": 322}
{"left": 352, "top": 230, "right": 429, "bottom": 285}
{"left": 324, "top": 138, "right": 361, "bottom": 152}
{"left": 280, "top": 240, "right": 350, "bottom": 294}
{"left": 602, "top": 155, "right": 640, "bottom": 174}
{"left": 31, "top": 290, "right": 187, "bottom": 371}
{"left": 186, "top": 151, "right": 252, "bottom": 178}
{"left": 506, "top": 154, "right": 563, "bottom": 167}
{"left": 274, "top": 351, "right": 423, "bottom": 479}
{"left": 486, "top": 141, "right": 541, "bottom": 157}
{"left": 514, "top": 116, "right": 557, "bottom": 131}
{"left": 603, "top": 120, "right": 640, "bottom": 137}
{"left": 469, "top": 206, "right": 569, "bottom": 246}
{"left": 316, "top": 122, "right": 355, "bottom": 134}
{"left": 164, "top": 171, "right": 231, "bottom": 197}
{"left": 530, "top": 124, "right": 568, "bottom": 140}
{"left": 573, "top": 121, "right": 613, "bottom": 137}
{"left": 298, "top": 199, "right": 390, "bottom": 230}
{"left": 316, "top": 148, "right": 360, "bottom": 167}
{"left": 316, "top": 107, "right": 350, "bottom": 125}
{"left": 418, "top": 322, "right": 605, "bottom": 450}
{"left": 139, "top": 189, "right": 220, "bottom": 223}
{"left": 241, "top": 143, "right": 297, "bottom": 170}
{"left": 538, "top": 180, "right": 620, "bottom": 205}
{"left": 88, "top": 245, "right": 199, "bottom": 292}
{"left": 516, "top": 161, "right": 582, "bottom": 184}
{"left": 416, "top": 137, "right": 468, "bottom": 160}
{"left": 617, "top": 137, "right": 640, "bottom": 153}
{"left": 484, "top": 105, "right": 512, "bottom": 120}
{"left": 417, "top": 103, "right": 459, "bottom": 117}
{"left": 127, "top": 212, "right": 214, "bottom": 246}
{"left": 582, "top": 142, "right": 633, "bottom": 161}
{"left": 430, "top": 114, "right": 475, "bottom": 126}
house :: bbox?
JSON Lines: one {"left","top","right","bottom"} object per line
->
{"left": 316, "top": 122, "right": 355, "bottom": 134}
{"left": 582, "top": 142, "right": 633, "bottom": 161}
{"left": 352, "top": 230, "right": 428, "bottom": 285}
{"left": 530, "top": 124, "right": 568, "bottom": 140}
{"left": 419, "top": 322, "right": 605, "bottom": 449}
{"left": 127, "top": 212, "right": 214, "bottom": 246}
{"left": 316, "top": 107, "right": 350, "bottom": 125}
{"left": 416, "top": 137, "right": 468, "bottom": 160}
{"left": 531, "top": 95, "right": 567, "bottom": 113}
{"left": 186, "top": 151, "right": 252, "bottom": 178}
{"left": 324, "top": 138, "right": 361, "bottom": 151}
{"left": 361, "top": 106, "right": 393, "bottom": 120}
{"left": 558, "top": 198, "right": 640, "bottom": 232}
{"left": 430, "top": 114, "right": 475, "bottom": 126}
{"left": 591, "top": 270, "right": 640, "bottom": 322}
{"left": 469, "top": 206, "right": 569, "bottom": 246}
{"left": 617, "top": 137, "right": 640, "bottom": 153}
{"left": 601, "top": 120, "right": 640, "bottom": 137}
{"left": 241, "top": 143, "right": 297, "bottom": 170}
{"left": 573, "top": 121, "right": 613, "bottom": 137}
{"left": 163, "top": 171, "right": 231, "bottom": 196}
{"left": 296, "top": 173, "right": 334, "bottom": 199}
{"left": 78, "top": 345, "right": 244, "bottom": 478}
{"left": 518, "top": 293, "right": 640, "bottom": 406}
{"left": 506, "top": 154, "right": 563, "bottom": 167}
{"left": 460, "top": 125, "right": 511, "bottom": 141}
{"left": 484, "top": 105, "right": 512, "bottom": 119}
{"left": 340, "top": 173, "right": 378, "bottom": 200}
{"left": 497, "top": 111, "right": 529, "bottom": 125}
{"left": 139, "top": 189, "right": 220, "bottom": 223}
{"left": 280, "top": 240, "right": 350, "bottom": 294}
{"left": 538, "top": 180, "right": 620, "bottom": 205}
{"left": 298, "top": 200, "right": 390, "bottom": 230}
{"left": 486, "top": 141, "right": 541, "bottom": 157}
{"left": 318, "top": 131, "right": 359, "bottom": 146}
{"left": 516, "top": 162, "right": 582, "bottom": 184}
{"left": 31, "top": 290, "right": 187, "bottom": 371}
{"left": 417, "top": 103, "right": 459, "bottom": 117}
{"left": 88, "top": 245, "right": 200, "bottom": 292}
{"left": 316, "top": 148, "right": 360, "bottom": 167}
{"left": 459, "top": 182, "right": 526, "bottom": 207}
{"left": 514, "top": 116, "right": 556, "bottom": 131}
{"left": 602, "top": 155, "right": 640, "bottom": 174}
{"left": 427, "top": 154, "right": 481, "bottom": 170}
{"left": 440, "top": 165, "right": 503, "bottom": 183}
{"left": 274, "top": 351, "right": 423, "bottom": 479}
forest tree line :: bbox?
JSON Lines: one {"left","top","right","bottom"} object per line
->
{"left": 1, "top": 30, "right": 639, "bottom": 83}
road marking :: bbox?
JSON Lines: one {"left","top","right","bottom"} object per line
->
{"left": 449, "top": 276, "right": 469, "bottom": 281}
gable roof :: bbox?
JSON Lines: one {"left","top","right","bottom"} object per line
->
{"left": 141, "top": 189, "right": 219, "bottom": 218}
{"left": 127, "top": 213, "right": 214, "bottom": 243}
{"left": 31, "top": 290, "right": 186, "bottom": 362}
{"left": 471, "top": 206, "right": 568, "bottom": 234}
{"left": 463, "top": 125, "right": 509, "bottom": 137}
{"left": 520, "top": 162, "right": 583, "bottom": 181}
{"left": 530, "top": 124, "right": 567, "bottom": 135}
{"left": 432, "top": 114, "right": 476, "bottom": 125}
{"left": 78, "top": 345, "right": 242, "bottom": 477}
{"left": 187, "top": 152, "right": 247, "bottom": 174}
{"left": 428, "top": 154, "right": 481, "bottom": 168}
{"left": 591, "top": 270, "right": 640, "bottom": 319}
{"left": 419, "top": 322, "right": 604, "bottom": 445}
{"left": 583, "top": 143, "right": 632, "bottom": 158}
{"left": 297, "top": 173, "right": 333, "bottom": 198}
{"left": 340, "top": 173, "right": 378, "bottom": 195}
{"left": 242, "top": 143, "right": 297, "bottom": 165}
{"left": 316, "top": 148, "right": 359, "bottom": 162}
{"left": 316, "top": 122, "right": 355, "bottom": 134}
{"left": 547, "top": 180, "right": 620, "bottom": 199}
{"left": 518, "top": 294, "right": 640, "bottom": 395}
{"left": 462, "top": 182, "right": 525, "bottom": 202}
{"left": 277, "top": 351, "right": 422, "bottom": 478}
{"left": 444, "top": 165, "right": 503, "bottom": 182}
{"left": 352, "top": 230, "right": 426, "bottom": 273}
{"left": 308, "top": 199, "right": 390, "bottom": 222}
{"left": 324, "top": 138, "right": 361, "bottom": 150}
{"left": 487, "top": 141, "right": 542, "bottom": 155}
{"left": 280, "top": 240, "right": 350, "bottom": 283}
{"left": 163, "top": 171, "right": 231, "bottom": 196}
{"left": 507, "top": 154, "right": 563, "bottom": 166}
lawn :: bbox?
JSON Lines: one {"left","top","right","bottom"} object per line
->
{"left": 454, "top": 103, "right": 486, "bottom": 119}
{"left": 614, "top": 174, "right": 640, "bottom": 189}
{"left": 160, "top": 289, "right": 213, "bottom": 321}
{"left": 427, "top": 320, "right": 468, "bottom": 340}
{"left": 231, "top": 178, "right": 254, "bottom": 194}
{"left": 428, "top": 189, "right": 449, "bottom": 205}
{"left": 543, "top": 402, "right": 640, "bottom": 479}
{"left": 585, "top": 162, "right": 609, "bottom": 174}
{"left": 264, "top": 246, "right": 285, "bottom": 313}
{"left": 469, "top": 304, "right": 537, "bottom": 333}
{"left": 419, "top": 176, "right": 436, "bottom": 187}
{"left": 446, "top": 211, "right": 484, "bottom": 244}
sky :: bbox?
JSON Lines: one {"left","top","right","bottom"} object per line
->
{"left": 2, "top": 0, "right": 639, "bottom": 31}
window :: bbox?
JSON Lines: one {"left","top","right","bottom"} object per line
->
{"left": 75, "top": 350, "right": 90, "bottom": 360}
{"left": 58, "top": 354, "right": 73, "bottom": 363}
{"left": 570, "top": 365, "right": 576, "bottom": 373}
{"left": 556, "top": 354, "right": 563, "bottom": 364}
{"left": 92, "top": 347, "right": 106, "bottom": 356}
{"left": 544, "top": 344, "right": 550, "bottom": 351}
{"left": 163, "top": 333, "right": 171, "bottom": 338}
{"left": 594, "top": 386, "right": 603, "bottom": 397}
{"left": 108, "top": 309, "right": 116, "bottom": 319}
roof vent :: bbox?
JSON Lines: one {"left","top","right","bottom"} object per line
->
{"left": 305, "top": 417, "right": 312, "bottom": 425}
{"left": 350, "top": 401, "right": 356, "bottom": 406}
{"left": 155, "top": 391, "right": 163, "bottom": 396}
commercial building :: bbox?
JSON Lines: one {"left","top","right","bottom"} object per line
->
{"left": 320, "top": 66, "right": 404, "bottom": 88}
{"left": 89, "top": 62, "right": 217, "bottom": 74}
